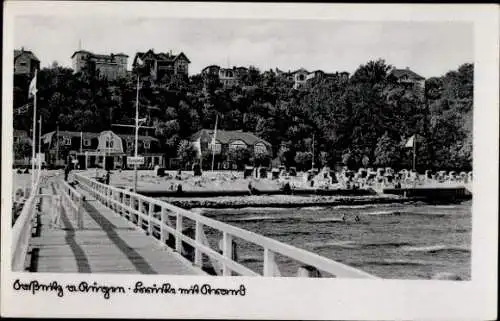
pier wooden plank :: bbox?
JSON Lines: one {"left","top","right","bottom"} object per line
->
{"left": 29, "top": 181, "right": 205, "bottom": 275}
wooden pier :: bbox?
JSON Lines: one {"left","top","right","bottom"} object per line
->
{"left": 11, "top": 172, "right": 377, "bottom": 279}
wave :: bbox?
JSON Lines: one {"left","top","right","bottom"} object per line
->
{"left": 225, "top": 216, "right": 302, "bottom": 223}
{"left": 401, "top": 244, "right": 470, "bottom": 254}
{"left": 360, "top": 241, "right": 413, "bottom": 248}
{"left": 364, "top": 210, "right": 400, "bottom": 216}
{"left": 306, "top": 217, "right": 345, "bottom": 223}
{"left": 299, "top": 206, "right": 328, "bottom": 211}
{"left": 356, "top": 259, "right": 430, "bottom": 266}
{"left": 308, "top": 240, "right": 361, "bottom": 250}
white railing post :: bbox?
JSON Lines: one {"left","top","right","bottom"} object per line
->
{"left": 138, "top": 199, "right": 144, "bottom": 230}
{"left": 77, "top": 196, "right": 83, "bottom": 229}
{"left": 194, "top": 221, "right": 203, "bottom": 267}
{"left": 263, "top": 248, "right": 280, "bottom": 277}
{"left": 148, "top": 202, "right": 154, "bottom": 235}
{"left": 175, "top": 213, "right": 183, "bottom": 253}
{"left": 129, "top": 195, "right": 134, "bottom": 221}
{"left": 222, "top": 232, "right": 233, "bottom": 276}
{"left": 160, "top": 207, "right": 167, "bottom": 244}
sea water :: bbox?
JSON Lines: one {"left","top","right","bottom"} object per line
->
{"left": 200, "top": 202, "right": 471, "bottom": 280}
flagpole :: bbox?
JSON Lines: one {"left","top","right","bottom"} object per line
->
{"left": 412, "top": 135, "right": 417, "bottom": 172}
{"left": 134, "top": 74, "right": 140, "bottom": 192}
{"left": 211, "top": 114, "right": 218, "bottom": 172}
{"left": 38, "top": 116, "right": 42, "bottom": 173}
{"left": 311, "top": 133, "right": 315, "bottom": 171}
{"left": 31, "top": 70, "right": 37, "bottom": 187}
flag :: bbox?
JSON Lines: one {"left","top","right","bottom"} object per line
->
{"left": 136, "top": 56, "right": 145, "bottom": 66}
{"left": 28, "top": 70, "right": 37, "bottom": 98}
{"left": 405, "top": 135, "right": 415, "bottom": 148}
{"left": 15, "top": 103, "right": 30, "bottom": 115}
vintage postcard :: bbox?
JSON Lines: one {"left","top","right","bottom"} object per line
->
{"left": 1, "top": 2, "right": 498, "bottom": 319}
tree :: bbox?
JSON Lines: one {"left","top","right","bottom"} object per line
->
{"left": 227, "top": 147, "right": 252, "bottom": 170}
{"left": 13, "top": 139, "right": 31, "bottom": 160}
{"left": 294, "top": 151, "right": 312, "bottom": 171}
{"left": 252, "top": 149, "right": 271, "bottom": 167}
{"left": 373, "top": 132, "right": 401, "bottom": 168}
{"left": 177, "top": 140, "right": 197, "bottom": 168}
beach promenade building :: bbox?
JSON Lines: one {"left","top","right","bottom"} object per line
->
{"left": 14, "top": 48, "right": 40, "bottom": 76}
{"left": 71, "top": 50, "right": 129, "bottom": 80}
{"left": 41, "top": 130, "right": 164, "bottom": 169}
{"left": 190, "top": 129, "right": 271, "bottom": 169}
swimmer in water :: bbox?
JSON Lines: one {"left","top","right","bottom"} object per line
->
{"left": 355, "top": 215, "right": 360, "bottom": 222}
{"left": 342, "top": 214, "right": 346, "bottom": 221}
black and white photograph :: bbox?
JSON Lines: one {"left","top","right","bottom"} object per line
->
{"left": 2, "top": 2, "right": 497, "bottom": 320}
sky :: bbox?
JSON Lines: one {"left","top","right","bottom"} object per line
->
{"left": 13, "top": 17, "right": 473, "bottom": 78}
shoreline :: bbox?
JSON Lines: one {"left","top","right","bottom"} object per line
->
{"left": 162, "top": 194, "right": 435, "bottom": 209}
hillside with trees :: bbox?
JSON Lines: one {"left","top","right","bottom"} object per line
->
{"left": 13, "top": 60, "right": 473, "bottom": 171}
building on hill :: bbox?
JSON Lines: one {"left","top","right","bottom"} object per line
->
{"left": 71, "top": 50, "right": 129, "bottom": 80}
{"left": 132, "top": 49, "right": 190, "bottom": 82}
{"left": 201, "top": 65, "right": 249, "bottom": 89}
{"left": 41, "top": 130, "right": 164, "bottom": 169}
{"left": 190, "top": 129, "right": 272, "bottom": 169}
{"left": 389, "top": 67, "right": 425, "bottom": 97}
{"left": 14, "top": 48, "right": 40, "bottom": 76}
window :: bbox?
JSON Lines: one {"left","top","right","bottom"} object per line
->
{"left": 254, "top": 143, "right": 267, "bottom": 154}
{"left": 229, "top": 140, "right": 247, "bottom": 150}
{"left": 127, "top": 140, "right": 134, "bottom": 150}
{"left": 83, "top": 138, "right": 91, "bottom": 147}
{"left": 105, "top": 137, "right": 114, "bottom": 148}
{"left": 63, "top": 136, "right": 72, "bottom": 146}
{"left": 20, "top": 62, "right": 27, "bottom": 66}
{"left": 210, "top": 142, "right": 221, "bottom": 154}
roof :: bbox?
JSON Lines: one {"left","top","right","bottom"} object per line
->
{"left": 134, "top": 49, "right": 191, "bottom": 65}
{"left": 71, "top": 50, "right": 129, "bottom": 61}
{"left": 14, "top": 49, "right": 39, "bottom": 62}
{"left": 191, "top": 129, "right": 271, "bottom": 147}
{"left": 202, "top": 65, "right": 221, "bottom": 73}
{"left": 390, "top": 68, "right": 425, "bottom": 80}
{"left": 41, "top": 130, "right": 158, "bottom": 144}
{"left": 293, "top": 68, "right": 309, "bottom": 74}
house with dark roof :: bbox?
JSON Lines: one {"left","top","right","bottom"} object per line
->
{"left": 41, "top": 130, "right": 163, "bottom": 169}
{"left": 190, "top": 129, "right": 271, "bottom": 168}
{"left": 71, "top": 50, "right": 128, "bottom": 80}
{"left": 389, "top": 67, "right": 426, "bottom": 95}
{"left": 132, "top": 49, "right": 190, "bottom": 82}
{"left": 14, "top": 48, "right": 40, "bottom": 76}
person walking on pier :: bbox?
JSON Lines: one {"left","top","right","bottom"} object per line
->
{"left": 64, "top": 163, "right": 71, "bottom": 182}
{"left": 105, "top": 170, "right": 111, "bottom": 185}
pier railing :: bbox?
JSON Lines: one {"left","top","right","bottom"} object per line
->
{"left": 56, "top": 180, "right": 85, "bottom": 229}
{"left": 11, "top": 171, "right": 42, "bottom": 271}
{"left": 75, "top": 173, "right": 377, "bottom": 279}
